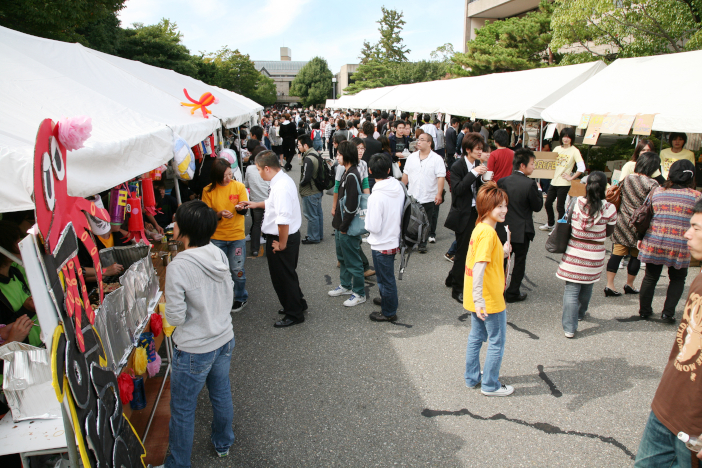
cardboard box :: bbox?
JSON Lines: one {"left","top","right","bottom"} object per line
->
{"left": 569, "top": 179, "right": 586, "bottom": 198}
{"left": 529, "top": 151, "right": 558, "bottom": 179}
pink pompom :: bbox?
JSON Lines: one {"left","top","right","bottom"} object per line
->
{"left": 147, "top": 353, "right": 161, "bottom": 377}
{"left": 58, "top": 116, "right": 92, "bottom": 151}
{"left": 213, "top": 97, "right": 219, "bottom": 105}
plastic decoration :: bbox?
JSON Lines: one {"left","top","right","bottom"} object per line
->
{"left": 219, "top": 149, "right": 238, "bottom": 168}
{"left": 133, "top": 347, "right": 147, "bottom": 375}
{"left": 118, "top": 373, "right": 134, "bottom": 404}
{"left": 109, "top": 187, "right": 128, "bottom": 226}
{"left": 150, "top": 313, "right": 162, "bottom": 338}
{"left": 147, "top": 353, "right": 161, "bottom": 378}
{"left": 125, "top": 197, "right": 151, "bottom": 246}
{"left": 173, "top": 133, "right": 196, "bottom": 180}
{"left": 181, "top": 89, "right": 219, "bottom": 118}
{"left": 57, "top": 116, "right": 92, "bottom": 151}
{"left": 161, "top": 309, "right": 175, "bottom": 337}
{"left": 141, "top": 178, "right": 157, "bottom": 217}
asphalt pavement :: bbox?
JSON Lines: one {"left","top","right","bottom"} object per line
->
{"left": 184, "top": 156, "right": 688, "bottom": 467}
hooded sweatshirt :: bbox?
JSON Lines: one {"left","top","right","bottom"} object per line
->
{"left": 365, "top": 177, "right": 405, "bottom": 251}
{"left": 165, "top": 242, "right": 234, "bottom": 353}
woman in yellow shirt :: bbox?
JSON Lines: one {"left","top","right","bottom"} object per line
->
{"left": 463, "top": 183, "right": 513, "bottom": 397}
{"left": 202, "top": 158, "right": 250, "bottom": 312}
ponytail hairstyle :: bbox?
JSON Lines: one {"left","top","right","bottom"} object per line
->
{"left": 475, "top": 182, "right": 509, "bottom": 226}
{"left": 584, "top": 171, "right": 607, "bottom": 217}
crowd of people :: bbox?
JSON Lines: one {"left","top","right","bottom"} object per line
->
{"left": 2, "top": 105, "right": 702, "bottom": 467}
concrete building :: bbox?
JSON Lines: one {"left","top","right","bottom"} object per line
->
{"left": 335, "top": 64, "right": 359, "bottom": 96}
{"left": 463, "top": 0, "right": 541, "bottom": 50}
{"left": 254, "top": 47, "right": 308, "bottom": 104}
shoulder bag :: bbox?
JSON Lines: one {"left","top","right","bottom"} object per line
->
{"left": 605, "top": 183, "right": 622, "bottom": 210}
{"left": 545, "top": 197, "right": 578, "bottom": 254}
{"left": 340, "top": 173, "right": 369, "bottom": 237}
{"left": 631, "top": 190, "right": 655, "bottom": 236}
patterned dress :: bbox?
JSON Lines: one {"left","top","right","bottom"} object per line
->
{"left": 639, "top": 187, "right": 701, "bottom": 269}
{"left": 556, "top": 198, "right": 618, "bottom": 284}
{"left": 612, "top": 174, "right": 659, "bottom": 248}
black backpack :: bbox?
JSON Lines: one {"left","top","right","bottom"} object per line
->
{"left": 398, "top": 184, "right": 430, "bottom": 280}
{"left": 312, "top": 153, "right": 335, "bottom": 191}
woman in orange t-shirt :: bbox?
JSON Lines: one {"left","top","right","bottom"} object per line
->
{"left": 202, "top": 158, "right": 249, "bottom": 312}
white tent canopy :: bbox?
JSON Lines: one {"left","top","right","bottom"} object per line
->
{"left": 542, "top": 51, "right": 702, "bottom": 133}
{"left": 0, "top": 26, "right": 262, "bottom": 213}
{"left": 329, "top": 61, "right": 607, "bottom": 122}
{"left": 334, "top": 86, "right": 400, "bottom": 110}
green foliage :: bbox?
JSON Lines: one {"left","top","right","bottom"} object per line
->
{"left": 551, "top": 0, "right": 702, "bottom": 64}
{"left": 289, "top": 57, "right": 334, "bottom": 107}
{"left": 117, "top": 19, "right": 198, "bottom": 77}
{"left": 576, "top": 135, "right": 662, "bottom": 171}
{"left": 376, "top": 6, "right": 410, "bottom": 62}
{"left": 359, "top": 40, "right": 381, "bottom": 65}
{"left": 452, "top": 0, "right": 557, "bottom": 76}
{"left": 343, "top": 60, "right": 450, "bottom": 95}
{"left": 430, "top": 43, "right": 456, "bottom": 63}
{"left": 0, "top": 0, "right": 126, "bottom": 46}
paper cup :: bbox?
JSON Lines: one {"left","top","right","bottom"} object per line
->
{"left": 484, "top": 171, "right": 494, "bottom": 181}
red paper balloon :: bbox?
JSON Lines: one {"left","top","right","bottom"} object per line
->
{"left": 142, "top": 178, "right": 156, "bottom": 216}
{"left": 150, "top": 313, "right": 163, "bottom": 338}
{"left": 118, "top": 373, "right": 134, "bottom": 404}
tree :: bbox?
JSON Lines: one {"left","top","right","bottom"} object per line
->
{"left": 376, "top": 7, "right": 410, "bottom": 62}
{"left": 359, "top": 40, "right": 381, "bottom": 64}
{"left": 430, "top": 43, "right": 456, "bottom": 63}
{"left": 289, "top": 57, "right": 334, "bottom": 107}
{"left": 0, "top": 0, "right": 126, "bottom": 46}
{"left": 343, "top": 60, "right": 449, "bottom": 95}
{"left": 451, "top": 0, "right": 556, "bottom": 76}
{"left": 117, "top": 19, "right": 198, "bottom": 77}
{"left": 551, "top": 0, "right": 702, "bottom": 65}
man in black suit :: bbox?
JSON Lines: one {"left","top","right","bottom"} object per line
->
{"left": 445, "top": 117, "right": 460, "bottom": 170}
{"left": 361, "top": 120, "right": 383, "bottom": 189}
{"left": 497, "top": 148, "right": 544, "bottom": 303}
{"left": 444, "top": 133, "right": 487, "bottom": 303}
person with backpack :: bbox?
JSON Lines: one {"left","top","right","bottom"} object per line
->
{"left": 297, "top": 134, "right": 324, "bottom": 245}
{"left": 329, "top": 141, "right": 367, "bottom": 307}
{"left": 365, "top": 154, "right": 405, "bottom": 322}
{"left": 310, "top": 122, "right": 324, "bottom": 152}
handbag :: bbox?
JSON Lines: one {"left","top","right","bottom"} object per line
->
{"left": 340, "top": 172, "right": 369, "bottom": 237}
{"left": 605, "top": 183, "right": 622, "bottom": 210}
{"left": 392, "top": 161, "right": 402, "bottom": 179}
{"left": 631, "top": 190, "right": 654, "bottom": 236}
{"left": 545, "top": 197, "right": 578, "bottom": 254}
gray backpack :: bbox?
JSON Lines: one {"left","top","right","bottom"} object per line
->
{"left": 398, "top": 184, "right": 429, "bottom": 280}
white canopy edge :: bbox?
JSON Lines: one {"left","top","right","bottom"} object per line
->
{"left": 542, "top": 51, "right": 702, "bottom": 133}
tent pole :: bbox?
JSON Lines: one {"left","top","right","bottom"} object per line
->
{"left": 540, "top": 120, "right": 543, "bottom": 151}
{"left": 523, "top": 115, "right": 527, "bottom": 148}
{"left": 173, "top": 175, "right": 182, "bottom": 205}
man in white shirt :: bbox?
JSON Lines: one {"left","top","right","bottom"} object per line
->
{"left": 241, "top": 151, "right": 307, "bottom": 328}
{"left": 402, "top": 133, "right": 446, "bottom": 253}
{"left": 420, "top": 113, "right": 438, "bottom": 141}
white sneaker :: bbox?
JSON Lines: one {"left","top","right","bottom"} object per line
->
{"left": 343, "top": 294, "right": 366, "bottom": 307}
{"left": 362, "top": 237, "right": 368, "bottom": 243}
{"left": 328, "top": 285, "right": 352, "bottom": 297}
{"left": 259, "top": 236, "right": 266, "bottom": 244}
{"left": 538, "top": 224, "right": 554, "bottom": 231}
{"left": 245, "top": 234, "right": 251, "bottom": 241}
{"left": 481, "top": 384, "right": 514, "bottom": 397}
{"left": 428, "top": 237, "right": 436, "bottom": 243}
{"left": 564, "top": 331, "right": 575, "bottom": 338}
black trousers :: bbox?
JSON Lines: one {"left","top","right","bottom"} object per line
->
{"left": 505, "top": 240, "right": 530, "bottom": 299}
{"left": 606, "top": 253, "right": 641, "bottom": 276}
{"left": 266, "top": 231, "right": 307, "bottom": 320}
{"left": 249, "top": 208, "right": 265, "bottom": 255}
{"left": 639, "top": 263, "right": 688, "bottom": 318}
{"left": 545, "top": 185, "right": 570, "bottom": 226}
{"left": 421, "top": 202, "right": 438, "bottom": 245}
{"left": 283, "top": 139, "right": 296, "bottom": 167}
{"left": 447, "top": 207, "right": 479, "bottom": 295}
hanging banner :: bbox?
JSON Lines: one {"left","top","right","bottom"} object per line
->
{"left": 633, "top": 114, "right": 656, "bottom": 135}
{"left": 578, "top": 114, "right": 591, "bottom": 129}
{"left": 613, "top": 115, "right": 636, "bottom": 135}
{"left": 583, "top": 114, "right": 605, "bottom": 145}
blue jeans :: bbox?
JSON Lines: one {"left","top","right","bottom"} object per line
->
{"left": 263, "top": 136, "right": 272, "bottom": 150}
{"left": 372, "top": 250, "right": 398, "bottom": 317}
{"left": 166, "top": 338, "right": 235, "bottom": 468}
{"left": 211, "top": 239, "right": 248, "bottom": 302}
{"left": 301, "top": 192, "right": 324, "bottom": 242}
{"left": 635, "top": 411, "right": 692, "bottom": 467}
{"left": 465, "top": 310, "right": 506, "bottom": 392}
{"left": 447, "top": 239, "right": 458, "bottom": 256}
{"left": 562, "top": 281, "right": 593, "bottom": 334}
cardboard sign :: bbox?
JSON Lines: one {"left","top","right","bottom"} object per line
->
{"left": 601, "top": 115, "right": 618, "bottom": 134}
{"left": 569, "top": 179, "right": 586, "bottom": 198}
{"left": 529, "top": 151, "right": 558, "bottom": 179}
{"left": 578, "top": 114, "right": 591, "bottom": 129}
{"left": 583, "top": 114, "right": 605, "bottom": 145}
{"left": 606, "top": 160, "right": 628, "bottom": 173}
{"left": 544, "top": 122, "right": 557, "bottom": 140}
{"left": 633, "top": 114, "right": 656, "bottom": 135}
{"left": 611, "top": 169, "right": 622, "bottom": 185}
{"left": 613, "top": 114, "right": 636, "bottom": 135}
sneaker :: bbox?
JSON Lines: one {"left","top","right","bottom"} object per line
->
{"left": 618, "top": 262, "right": 625, "bottom": 270}
{"left": 564, "top": 331, "right": 575, "bottom": 338}
{"left": 364, "top": 269, "right": 376, "bottom": 277}
{"left": 428, "top": 236, "right": 436, "bottom": 243}
{"left": 245, "top": 234, "right": 251, "bottom": 241}
{"left": 362, "top": 237, "right": 368, "bottom": 243}
{"left": 373, "top": 297, "right": 382, "bottom": 306}
{"left": 343, "top": 294, "right": 366, "bottom": 307}
{"left": 418, "top": 246, "right": 428, "bottom": 254}
{"left": 538, "top": 224, "right": 554, "bottom": 231}
{"left": 369, "top": 311, "right": 397, "bottom": 322}
{"left": 328, "top": 285, "right": 352, "bottom": 297}
{"left": 481, "top": 384, "right": 514, "bottom": 397}
{"left": 259, "top": 236, "right": 266, "bottom": 245}
{"left": 444, "top": 253, "right": 454, "bottom": 263}
{"left": 217, "top": 450, "right": 229, "bottom": 458}
{"left": 232, "top": 300, "right": 247, "bottom": 312}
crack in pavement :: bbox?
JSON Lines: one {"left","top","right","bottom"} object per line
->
{"left": 507, "top": 322, "right": 540, "bottom": 340}
{"left": 537, "top": 365, "right": 562, "bottom": 397}
{"left": 390, "top": 322, "right": 413, "bottom": 329}
{"left": 523, "top": 274, "right": 538, "bottom": 288}
{"left": 545, "top": 256, "right": 560, "bottom": 264}
{"left": 420, "top": 408, "right": 634, "bottom": 460}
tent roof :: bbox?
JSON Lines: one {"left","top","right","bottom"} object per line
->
{"left": 329, "top": 61, "right": 607, "bottom": 121}
{"left": 0, "top": 26, "right": 261, "bottom": 213}
{"left": 541, "top": 51, "right": 702, "bottom": 132}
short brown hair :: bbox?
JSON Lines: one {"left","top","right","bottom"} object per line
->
{"left": 462, "top": 132, "right": 484, "bottom": 155}
{"left": 476, "top": 182, "right": 508, "bottom": 225}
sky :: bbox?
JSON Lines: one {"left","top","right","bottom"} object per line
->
{"left": 118, "top": 0, "right": 465, "bottom": 72}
